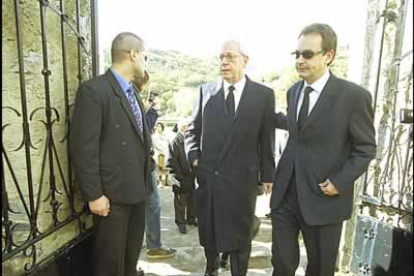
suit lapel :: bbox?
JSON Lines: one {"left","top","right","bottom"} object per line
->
{"left": 234, "top": 78, "right": 250, "bottom": 122}
{"left": 301, "top": 75, "right": 337, "bottom": 131}
{"left": 290, "top": 82, "right": 303, "bottom": 135}
{"left": 105, "top": 70, "right": 146, "bottom": 143}
{"left": 217, "top": 77, "right": 252, "bottom": 163}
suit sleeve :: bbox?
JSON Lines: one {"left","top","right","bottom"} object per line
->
{"left": 276, "top": 87, "right": 292, "bottom": 130}
{"left": 260, "top": 89, "right": 276, "bottom": 182}
{"left": 274, "top": 112, "right": 288, "bottom": 130}
{"left": 329, "top": 90, "right": 377, "bottom": 193}
{"left": 184, "top": 87, "right": 203, "bottom": 166}
{"left": 70, "top": 83, "right": 103, "bottom": 201}
{"left": 167, "top": 141, "right": 183, "bottom": 180}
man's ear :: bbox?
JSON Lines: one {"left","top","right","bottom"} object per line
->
{"left": 243, "top": 55, "right": 249, "bottom": 66}
{"left": 325, "top": 49, "right": 335, "bottom": 65}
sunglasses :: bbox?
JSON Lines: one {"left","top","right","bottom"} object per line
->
{"left": 292, "top": 50, "right": 325, "bottom": 59}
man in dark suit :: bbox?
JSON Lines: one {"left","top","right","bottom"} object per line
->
{"left": 185, "top": 40, "right": 275, "bottom": 276}
{"left": 167, "top": 119, "right": 197, "bottom": 234}
{"left": 71, "top": 32, "right": 152, "bottom": 276}
{"left": 270, "top": 23, "right": 377, "bottom": 276}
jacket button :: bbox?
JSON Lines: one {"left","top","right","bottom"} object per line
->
{"left": 128, "top": 160, "right": 133, "bottom": 164}
{"left": 122, "top": 141, "right": 127, "bottom": 146}
{"left": 214, "top": 171, "right": 219, "bottom": 176}
{"left": 115, "top": 124, "right": 121, "bottom": 128}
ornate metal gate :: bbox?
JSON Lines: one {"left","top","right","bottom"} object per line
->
{"left": 2, "top": 1, "right": 98, "bottom": 275}
{"left": 351, "top": 0, "right": 413, "bottom": 275}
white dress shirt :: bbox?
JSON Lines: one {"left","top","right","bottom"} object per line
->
{"left": 223, "top": 76, "right": 246, "bottom": 113}
{"left": 296, "top": 70, "right": 330, "bottom": 120}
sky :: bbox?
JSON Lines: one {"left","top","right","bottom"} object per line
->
{"left": 97, "top": 0, "right": 368, "bottom": 75}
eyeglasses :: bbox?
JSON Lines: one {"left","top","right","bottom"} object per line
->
{"left": 219, "top": 52, "right": 241, "bottom": 62}
{"left": 141, "top": 53, "right": 149, "bottom": 62}
{"left": 291, "top": 50, "right": 325, "bottom": 59}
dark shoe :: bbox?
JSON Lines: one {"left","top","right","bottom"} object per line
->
{"left": 219, "top": 252, "right": 229, "bottom": 269}
{"left": 135, "top": 268, "right": 145, "bottom": 276}
{"left": 205, "top": 256, "right": 219, "bottom": 276}
{"left": 219, "top": 259, "right": 228, "bottom": 269}
{"left": 178, "top": 224, "right": 187, "bottom": 234}
{"left": 146, "top": 247, "right": 176, "bottom": 259}
{"left": 204, "top": 270, "right": 218, "bottom": 276}
{"left": 187, "top": 219, "right": 198, "bottom": 226}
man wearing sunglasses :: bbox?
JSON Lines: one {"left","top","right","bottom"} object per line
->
{"left": 185, "top": 40, "right": 275, "bottom": 276}
{"left": 270, "top": 23, "right": 376, "bottom": 276}
{"left": 71, "top": 32, "right": 152, "bottom": 276}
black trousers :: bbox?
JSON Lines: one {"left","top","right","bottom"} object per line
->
{"left": 203, "top": 200, "right": 251, "bottom": 276}
{"left": 271, "top": 176, "right": 343, "bottom": 276}
{"left": 173, "top": 189, "right": 196, "bottom": 226}
{"left": 205, "top": 244, "right": 251, "bottom": 276}
{"left": 93, "top": 201, "right": 146, "bottom": 276}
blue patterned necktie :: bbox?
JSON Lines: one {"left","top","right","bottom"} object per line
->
{"left": 126, "top": 87, "right": 144, "bottom": 133}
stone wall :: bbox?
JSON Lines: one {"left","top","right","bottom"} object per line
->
{"left": 2, "top": 1, "right": 94, "bottom": 275}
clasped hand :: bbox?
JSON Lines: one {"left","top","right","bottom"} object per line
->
{"left": 318, "top": 179, "right": 339, "bottom": 196}
{"left": 89, "top": 195, "right": 110, "bottom": 216}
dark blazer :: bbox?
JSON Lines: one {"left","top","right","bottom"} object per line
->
{"left": 270, "top": 73, "right": 376, "bottom": 225}
{"left": 167, "top": 132, "right": 195, "bottom": 193}
{"left": 70, "top": 70, "right": 153, "bottom": 204}
{"left": 185, "top": 76, "right": 275, "bottom": 251}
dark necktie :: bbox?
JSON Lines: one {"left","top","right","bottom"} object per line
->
{"left": 298, "top": 86, "right": 313, "bottom": 131}
{"left": 226, "top": 85, "right": 235, "bottom": 118}
{"left": 126, "top": 87, "right": 144, "bottom": 133}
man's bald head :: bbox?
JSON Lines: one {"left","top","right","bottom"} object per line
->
{"left": 111, "top": 32, "right": 145, "bottom": 64}
{"left": 219, "top": 40, "right": 249, "bottom": 83}
{"left": 221, "top": 40, "right": 248, "bottom": 57}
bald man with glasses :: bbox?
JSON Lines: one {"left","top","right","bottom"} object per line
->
{"left": 71, "top": 32, "right": 152, "bottom": 276}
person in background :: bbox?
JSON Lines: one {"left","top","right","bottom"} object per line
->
{"left": 152, "top": 122, "right": 169, "bottom": 166}
{"left": 167, "top": 118, "right": 197, "bottom": 235}
{"left": 152, "top": 122, "right": 170, "bottom": 185}
{"left": 132, "top": 72, "right": 176, "bottom": 272}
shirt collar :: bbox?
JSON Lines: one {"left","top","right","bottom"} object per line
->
{"left": 223, "top": 75, "right": 247, "bottom": 94}
{"left": 110, "top": 67, "right": 132, "bottom": 93}
{"left": 304, "top": 70, "right": 330, "bottom": 94}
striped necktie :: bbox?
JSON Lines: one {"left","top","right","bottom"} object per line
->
{"left": 126, "top": 87, "right": 144, "bottom": 133}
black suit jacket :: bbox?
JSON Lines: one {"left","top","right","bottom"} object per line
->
{"left": 167, "top": 132, "right": 195, "bottom": 193}
{"left": 185, "top": 76, "right": 275, "bottom": 251}
{"left": 70, "top": 70, "right": 153, "bottom": 204}
{"left": 270, "top": 73, "right": 376, "bottom": 225}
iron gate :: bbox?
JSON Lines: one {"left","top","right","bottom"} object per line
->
{"left": 351, "top": 0, "right": 413, "bottom": 275}
{"left": 2, "top": 0, "right": 98, "bottom": 275}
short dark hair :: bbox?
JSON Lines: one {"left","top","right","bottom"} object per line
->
{"left": 111, "top": 32, "right": 144, "bottom": 64}
{"left": 299, "top": 23, "right": 337, "bottom": 66}
{"left": 156, "top": 122, "right": 165, "bottom": 131}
